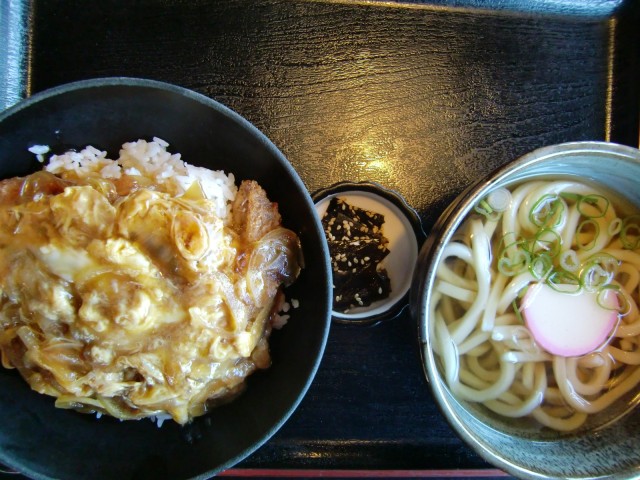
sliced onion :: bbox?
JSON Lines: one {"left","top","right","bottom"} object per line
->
{"left": 172, "top": 210, "right": 209, "bottom": 261}
{"left": 20, "top": 171, "right": 70, "bottom": 202}
{"left": 246, "top": 228, "right": 303, "bottom": 305}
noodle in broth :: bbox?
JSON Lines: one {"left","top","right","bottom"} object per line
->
{"left": 432, "top": 180, "right": 640, "bottom": 432}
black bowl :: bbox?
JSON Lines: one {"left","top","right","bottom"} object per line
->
{"left": 0, "top": 78, "right": 332, "bottom": 480}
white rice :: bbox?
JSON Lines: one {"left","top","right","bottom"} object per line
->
{"left": 272, "top": 313, "right": 290, "bottom": 330}
{"left": 28, "top": 144, "right": 50, "bottom": 163}
{"left": 44, "top": 137, "right": 237, "bottom": 219}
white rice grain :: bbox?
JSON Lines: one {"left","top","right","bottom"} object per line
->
{"left": 43, "top": 138, "right": 237, "bottom": 220}
{"left": 28, "top": 145, "right": 50, "bottom": 155}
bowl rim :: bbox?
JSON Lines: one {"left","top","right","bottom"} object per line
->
{"left": 412, "top": 140, "right": 640, "bottom": 480}
{"left": 0, "top": 76, "right": 333, "bottom": 480}
{"left": 0, "top": 76, "right": 295, "bottom": 178}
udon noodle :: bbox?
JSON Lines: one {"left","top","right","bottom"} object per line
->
{"left": 432, "top": 179, "right": 640, "bottom": 432}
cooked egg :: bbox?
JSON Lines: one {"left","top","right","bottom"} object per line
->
{"left": 0, "top": 158, "right": 302, "bottom": 425}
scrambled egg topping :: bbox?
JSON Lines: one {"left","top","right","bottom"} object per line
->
{"left": 0, "top": 171, "right": 302, "bottom": 424}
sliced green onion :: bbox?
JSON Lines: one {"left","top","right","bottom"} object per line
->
{"left": 498, "top": 234, "right": 531, "bottom": 259}
{"left": 512, "top": 299, "right": 525, "bottom": 324}
{"left": 529, "top": 252, "right": 553, "bottom": 281}
{"left": 474, "top": 199, "right": 500, "bottom": 221}
{"left": 597, "top": 284, "right": 631, "bottom": 316}
{"left": 608, "top": 218, "right": 622, "bottom": 236}
{"left": 559, "top": 192, "right": 581, "bottom": 203}
{"left": 576, "top": 219, "right": 600, "bottom": 251}
{"left": 486, "top": 188, "right": 511, "bottom": 213}
{"left": 583, "top": 252, "right": 620, "bottom": 276}
{"left": 546, "top": 270, "right": 581, "bottom": 293}
{"left": 579, "top": 253, "right": 619, "bottom": 292}
{"left": 498, "top": 249, "right": 531, "bottom": 276}
{"left": 531, "top": 228, "right": 562, "bottom": 257}
{"left": 577, "top": 194, "right": 609, "bottom": 219}
{"left": 558, "top": 249, "right": 580, "bottom": 272}
{"left": 498, "top": 232, "right": 520, "bottom": 250}
{"left": 476, "top": 199, "right": 492, "bottom": 215}
{"left": 621, "top": 215, "right": 640, "bottom": 250}
{"left": 596, "top": 284, "right": 619, "bottom": 311}
{"left": 581, "top": 264, "right": 610, "bottom": 291}
{"left": 529, "top": 194, "right": 565, "bottom": 228}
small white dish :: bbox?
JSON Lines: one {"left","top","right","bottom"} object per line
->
{"left": 314, "top": 182, "right": 424, "bottom": 325}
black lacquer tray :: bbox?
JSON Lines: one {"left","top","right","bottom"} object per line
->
{"left": 1, "top": 0, "right": 639, "bottom": 477}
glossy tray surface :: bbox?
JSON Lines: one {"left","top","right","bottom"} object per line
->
{"left": 1, "top": 0, "right": 639, "bottom": 476}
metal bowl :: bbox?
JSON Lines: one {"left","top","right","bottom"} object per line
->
{"left": 412, "top": 141, "right": 640, "bottom": 479}
{"left": 0, "top": 77, "right": 332, "bottom": 480}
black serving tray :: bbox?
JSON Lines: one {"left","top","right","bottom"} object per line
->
{"left": 1, "top": 0, "right": 639, "bottom": 477}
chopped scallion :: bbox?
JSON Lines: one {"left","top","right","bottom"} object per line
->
{"left": 608, "top": 218, "right": 622, "bottom": 236}
{"left": 546, "top": 270, "right": 581, "bottom": 293}
{"left": 621, "top": 215, "right": 640, "bottom": 250}
{"left": 576, "top": 219, "right": 600, "bottom": 251}
{"left": 512, "top": 298, "right": 524, "bottom": 324}
{"left": 529, "top": 252, "right": 553, "bottom": 280}
{"left": 577, "top": 194, "right": 609, "bottom": 219}
{"left": 531, "top": 228, "right": 562, "bottom": 257}
{"left": 529, "top": 194, "right": 565, "bottom": 228}
{"left": 486, "top": 188, "right": 512, "bottom": 213}
{"left": 558, "top": 250, "right": 580, "bottom": 272}
{"left": 498, "top": 251, "right": 531, "bottom": 276}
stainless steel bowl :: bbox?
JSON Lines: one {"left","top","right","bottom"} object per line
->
{"left": 412, "top": 141, "right": 640, "bottom": 479}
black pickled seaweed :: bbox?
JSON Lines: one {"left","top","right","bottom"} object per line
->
{"left": 322, "top": 197, "right": 391, "bottom": 312}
